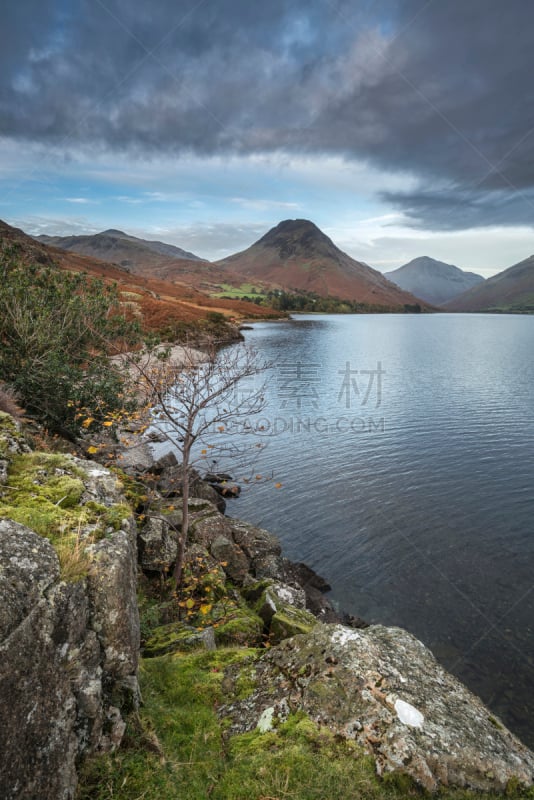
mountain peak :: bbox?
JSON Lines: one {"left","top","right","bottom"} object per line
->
{"left": 99, "top": 229, "right": 128, "bottom": 237}
{"left": 256, "top": 218, "right": 338, "bottom": 260}
{"left": 385, "top": 256, "right": 484, "bottom": 305}
{"left": 217, "top": 219, "right": 427, "bottom": 308}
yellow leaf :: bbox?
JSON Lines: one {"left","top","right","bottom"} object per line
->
{"left": 102, "top": 421, "right": 113, "bottom": 427}
{"left": 200, "top": 449, "right": 207, "bottom": 455}
{"left": 87, "top": 445, "right": 99, "bottom": 454}
{"left": 275, "top": 482, "right": 283, "bottom": 489}
{"left": 200, "top": 603, "right": 212, "bottom": 615}
{"left": 185, "top": 598, "right": 195, "bottom": 610}
{"left": 82, "top": 417, "right": 94, "bottom": 428}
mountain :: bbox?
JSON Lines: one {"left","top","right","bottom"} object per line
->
{"left": 35, "top": 228, "right": 253, "bottom": 292}
{"left": 0, "top": 220, "right": 278, "bottom": 332}
{"left": 385, "top": 256, "right": 484, "bottom": 306}
{"left": 99, "top": 229, "right": 203, "bottom": 261}
{"left": 217, "top": 219, "right": 427, "bottom": 309}
{"left": 444, "top": 255, "right": 534, "bottom": 312}
{"left": 35, "top": 229, "right": 210, "bottom": 283}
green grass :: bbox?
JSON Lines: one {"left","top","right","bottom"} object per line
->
{"left": 0, "top": 450, "right": 130, "bottom": 579}
{"left": 76, "top": 650, "right": 534, "bottom": 800}
{"left": 211, "top": 282, "right": 267, "bottom": 300}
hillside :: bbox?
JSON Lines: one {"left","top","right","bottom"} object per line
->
{"left": 445, "top": 255, "right": 534, "bottom": 312}
{"left": 385, "top": 256, "right": 484, "bottom": 306}
{"left": 39, "top": 228, "right": 203, "bottom": 263}
{"left": 216, "top": 219, "right": 429, "bottom": 309}
{"left": 35, "top": 229, "right": 248, "bottom": 292}
{"left": 1, "top": 220, "right": 279, "bottom": 335}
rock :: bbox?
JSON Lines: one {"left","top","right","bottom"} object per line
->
{"left": 212, "top": 604, "right": 263, "bottom": 647}
{"left": 210, "top": 534, "right": 250, "bottom": 585}
{"left": 0, "top": 457, "right": 140, "bottom": 799}
{"left": 144, "top": 622, "right": 216, "bottom": 657}
{"left": 269, "top": 605, "right": 317, "bottom": 643}
{"left": 211, "top": 482, "right": 241, "bottom": 498}
{"left": 0, "top": 459, "right": 8, "bottom": 485}
{"left": 254, "top": 581, "right": 306, "bottom": 626}
{"left": 157, "top": 469, "right": 226, "bottom": 511}
{"left": 230, "top": 519, "right": 282, "bottom": 562}
{"left": 218, "top": 623, "right": 534, "bottom": 793}
{"left": 0, "top": 520, "right": 60, "bottom": 640}
{"left": 252, "top": 553, "right": 287, "bottom": 582}
{"left": 73, "top": 456, "right": 128, "bottom": 507}
{"left": 152, "top": 450, "right": 179, "bottom": 473}
{"left": 245, "top": 580, "right": 316, "bottom": 643}
{"left": 204, "top": 472, "right": 233, "bottom": 483}
{"left": 110, "top": 439, "right": 156, "bottom": 474}
{"left": 189, "top": 503, "right": 235, "bottom": 549}
{"left": 138, "top": 516, "right": 178, "bottom": 574}
{"left": 86, "top": 522, "right": 140, "bottom": 698}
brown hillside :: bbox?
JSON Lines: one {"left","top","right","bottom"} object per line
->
{"left": 36, "top": 229, "right": 252, "bottom": 293}
{"left": 444, "top": 255, "right": 534, "bottom": 312}
{"left": 0, "top": 220, "right": 279, "bottom": 332}
{"left": 217, "top": 219, "right": 429, "bottom": 308}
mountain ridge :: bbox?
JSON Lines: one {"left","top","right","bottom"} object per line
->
{"left": 444, "top": 254, "right": 534, "bottom": 312}
{"left": 217, "top": 219, "right": 428, "bottom": 309}
{"left": 385, "top": 256, "right": 484, "bottom": 305}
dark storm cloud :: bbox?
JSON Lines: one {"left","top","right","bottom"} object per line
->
{"left": 2, "top": 0, "right": 534, "bottom": 229}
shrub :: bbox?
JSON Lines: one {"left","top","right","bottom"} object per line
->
{"left": 0, "top": 261, "right": 140, "bottom": 434}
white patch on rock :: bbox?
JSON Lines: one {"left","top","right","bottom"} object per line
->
{"left": 395, "top": 698, "right": 424, "bottom": 728}
{"left": 331, "top": 626, "right": 360, "bottom": 646}
{"left": 257, "top": 707, "right": 275, "bottom": 733}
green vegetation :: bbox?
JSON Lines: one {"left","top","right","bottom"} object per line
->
{"left": 0, "top": 260, "right": 140, "bottom": 434}
{"left": 77, "top": 650, "right": 533, "bottom": 800}
{"left": 212, "top": 282, "right": 268, "bottom": 301}
{"left": 213, "top": 285, "right": 422, "bottom": 313}
{"left": 0, "top": 450, "right": 129, "bottom": 579}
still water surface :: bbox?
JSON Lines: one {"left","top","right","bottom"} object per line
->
{"left": 228, "top": 314, "right": 534, "bottom": 746}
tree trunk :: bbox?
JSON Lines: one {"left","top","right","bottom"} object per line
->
{"left": 173, "top": 456, "right": 190, "bottom": 591}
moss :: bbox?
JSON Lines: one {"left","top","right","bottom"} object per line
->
{"left": 0, "top": 411, "right": 25, "bottom": 457}
{"left": 77, "top": 650, "right": 534, "bottom": 800}
{"left": 213, "top": 605, "right": 263, "bottom": 647}
{"left": 0, "top": 450, "right": 131, "bottom": 580}
{"left": 269, "top": 604, "right": 317, "bottom": 643}
{"left": 144, "top": 622, "right": 210, "bottom": 658}
{"left": 232, "top": 662, "right": 258, "bottom": 701}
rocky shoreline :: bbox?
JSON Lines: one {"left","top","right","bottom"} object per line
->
{"left": 2, "top": 412, "right": 534, "bottom": 797}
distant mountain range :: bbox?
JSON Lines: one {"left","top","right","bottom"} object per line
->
{"left": 445, "top": 254, "right": 534, "bottom": 312}
{"left": 0, "top": 219, "right": 276, "bottom": 330}
{"left": 385, "top": 256, "right": 484, "bottom": 306}
{"left": 37, "top": 229, "right": 203, "bottom": 264}
{"left": 35, "top": 228, "right": 247, "bottom": 291}
{"left": 9, "top": 216, "right": 534, "bottom": 315}
{"left": 217, "top": 219, "right": 425, "bottom": 309}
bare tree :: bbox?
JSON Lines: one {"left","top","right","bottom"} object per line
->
{"left": 125, "top": 339, "right": 268, "bottom": 589}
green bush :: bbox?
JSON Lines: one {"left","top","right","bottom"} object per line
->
{"left": 0, "top": 261, "right": 140, "bottom": 434}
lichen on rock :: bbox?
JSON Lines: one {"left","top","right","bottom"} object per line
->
{"left": 218, "top": 623, "right": 534, "bottom": 793}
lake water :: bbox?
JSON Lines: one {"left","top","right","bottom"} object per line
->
{"left": 226, "top": 313, "right": 534, "bottom": 747}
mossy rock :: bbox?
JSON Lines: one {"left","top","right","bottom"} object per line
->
{"left": 144, "top": 622, "right": 216, "bottom": 657}
{"left": 269, "top": 604, "right": 317, "bottom": 643}
{"left": 213, "top": 605, "right": 263, "bottom": 647}
{"left": 0, "top": 411, "right": 28, "bottom": 459}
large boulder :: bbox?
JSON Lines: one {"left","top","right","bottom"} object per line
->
{"left": 219, "top": 623, "right": 534, "bottom": 793}
{"left": 0, "top": 456, "right": 140, "bottom": 799}
{"left": 138, "top": 516, "right": 178, "bottom": 574}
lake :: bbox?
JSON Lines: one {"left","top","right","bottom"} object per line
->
{"left": 226, "top": 313, "right": 534, "bottom": 747}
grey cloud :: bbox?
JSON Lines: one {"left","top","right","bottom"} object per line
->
{"left": 2, "top": 1, "right": 534, "bottom": 229}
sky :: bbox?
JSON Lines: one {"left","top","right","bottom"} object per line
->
{"left": 2, "top": 0, "right": 534, "bottom": 276}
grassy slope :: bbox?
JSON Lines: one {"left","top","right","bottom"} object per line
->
{"left": 77, "top": 649, "right": 533, "bottom": 800}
